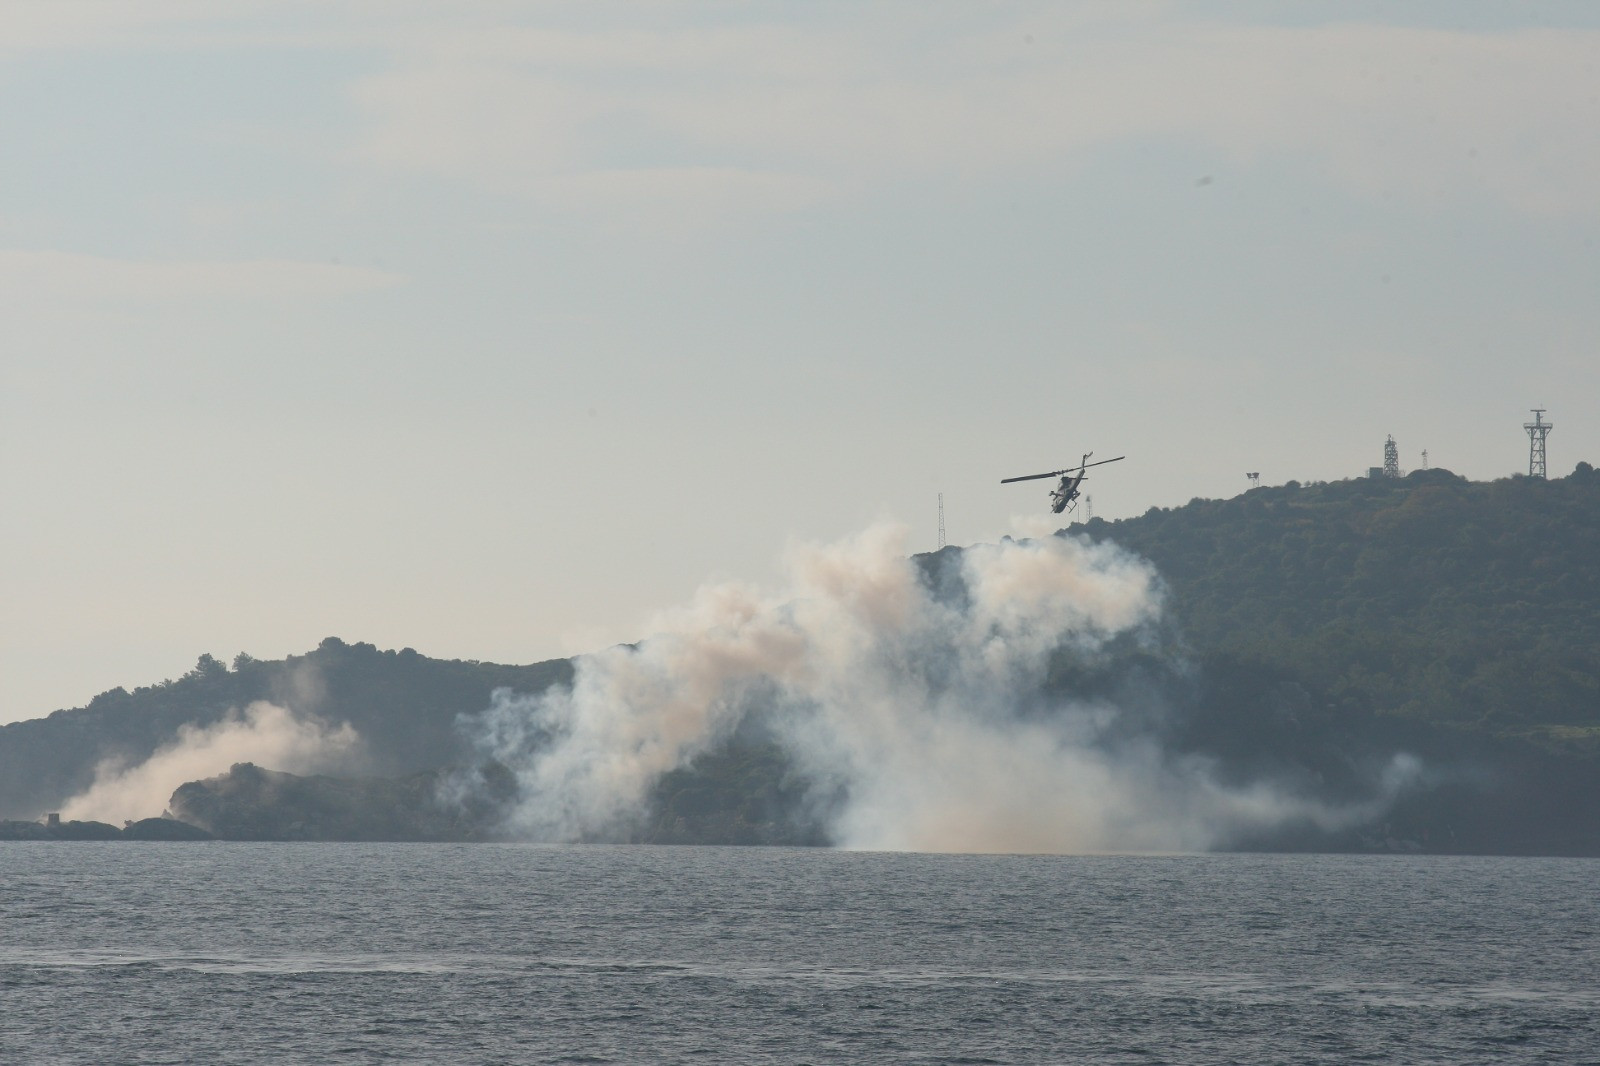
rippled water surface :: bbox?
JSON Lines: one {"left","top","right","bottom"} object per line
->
{"left": 2, "top": 845, "right": 1596, "bottom": 1064}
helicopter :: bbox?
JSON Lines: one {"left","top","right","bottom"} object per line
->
{"left": 1000, "top": 453, "right": 1125, "bottom": 514}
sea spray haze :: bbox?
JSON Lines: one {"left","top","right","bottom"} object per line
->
{"left": 451, "top": 524, "right": 1419, "bottom": 852}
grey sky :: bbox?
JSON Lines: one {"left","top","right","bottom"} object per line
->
{"left": 2, "top": 1, "right": 1597, "bottom": 722}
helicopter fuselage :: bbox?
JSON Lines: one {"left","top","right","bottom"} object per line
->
{"left": 1049, "top": 474, "right": 1084, "bottom": 513}
{"left": 1000, "top": 452, "right": 1123, "bottom": 514}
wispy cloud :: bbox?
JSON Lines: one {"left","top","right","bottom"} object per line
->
{"left": 345, "top": 14, "right": 1600, "bottom": 219}
{"left": 7, "top": 6, "right": 1593, "bottom": 218}
{"left": 0, "top": 0, "right": 285, "bottom": 52}
{"left": 0, "top": 249, "right": 402, "bottom": 303}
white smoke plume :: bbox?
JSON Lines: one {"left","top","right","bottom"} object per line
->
{"left": 59, "top": 702, "right": 360, "bottom": 825}
{"left": 462, "top": 524, "right": 1414, "bottom": 852}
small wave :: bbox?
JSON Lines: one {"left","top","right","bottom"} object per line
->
{"left": 0, "top": 949, "right": 462, "bottom": 975}
{"left": 531, "top": 957, "right": 694, "bottom": 975}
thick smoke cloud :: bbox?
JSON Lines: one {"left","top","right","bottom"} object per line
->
{"left": 460, "top": 525, "right": 1413, "bottom": 852}
{"left": 60, "top": 702, "right": 359, "bottom": 824}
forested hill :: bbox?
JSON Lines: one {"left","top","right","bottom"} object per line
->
{"left": 4, "top": 464, "right": 1598, "bottom": 851}
{"left": 0, "top": 639, "right": 572, "bottom": 819}
{"left": 1070, "top": 463, "right": 1600, "bottom": 747}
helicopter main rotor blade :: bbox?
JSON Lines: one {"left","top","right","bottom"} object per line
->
{"left": 1054, "top": 455, "right": 1127, "bottom": 474}
{"left": 1001, "top": 456, "right": 1125, "bottom": 483}
{"left": 1000, "top": 469, "right": 1069, "bottom": 484}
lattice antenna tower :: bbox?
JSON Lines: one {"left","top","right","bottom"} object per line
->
{"left": 937, "top": 493, "right": 946, "bottom": 549}
{"left": 1246, "top": 472, "right": 1261, "bottom": 488}
{"left": 1083, "top": 495, "right": 1093, "bottom": 521}
{"left": 1421, "top": 450, "right": 1429, "bottom": 470}
{"left": 1383, "top": 435, "right": 1401, "bottom": 478}
{"left": 1524, "top": 409, "right": 1553, "bottom": 479}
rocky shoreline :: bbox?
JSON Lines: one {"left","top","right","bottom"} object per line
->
{"left": 0, "top": 816, "right": 213, "bottom": 840}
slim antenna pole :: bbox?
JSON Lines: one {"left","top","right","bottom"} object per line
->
{"left": 937, "top": 493, "right": 946, "bottom": 549}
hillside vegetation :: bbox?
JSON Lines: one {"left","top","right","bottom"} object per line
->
{"left": 1073, "top": 463, "right": 1600, "bottom": 747}
{"left": 2, "top": 464, "right": 1596, "bottom": 852}
{"left": 0, "top": 638, "right": 571, "bottom": 819}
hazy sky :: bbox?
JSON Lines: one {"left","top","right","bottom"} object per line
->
{"left": 2, "top": 1, "right": 1597, "bottom": 723}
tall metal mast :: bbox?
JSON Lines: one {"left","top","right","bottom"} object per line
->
{"left": 937, "top": 493, "right": 946, "bottom": 549}
{"left": 1524, "top": 409, "right": 1553, "bottom": 479}
{"left": 1383, "top": 435, "right": 1401, "bottom": 478}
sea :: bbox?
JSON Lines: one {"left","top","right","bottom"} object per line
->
{"left": 1, "top": 845, "right": 1595, "bottom": 1065}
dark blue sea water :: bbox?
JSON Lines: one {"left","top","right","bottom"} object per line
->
{"left": 1, "top": 845, "right": 1596, "bottom": 1064}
